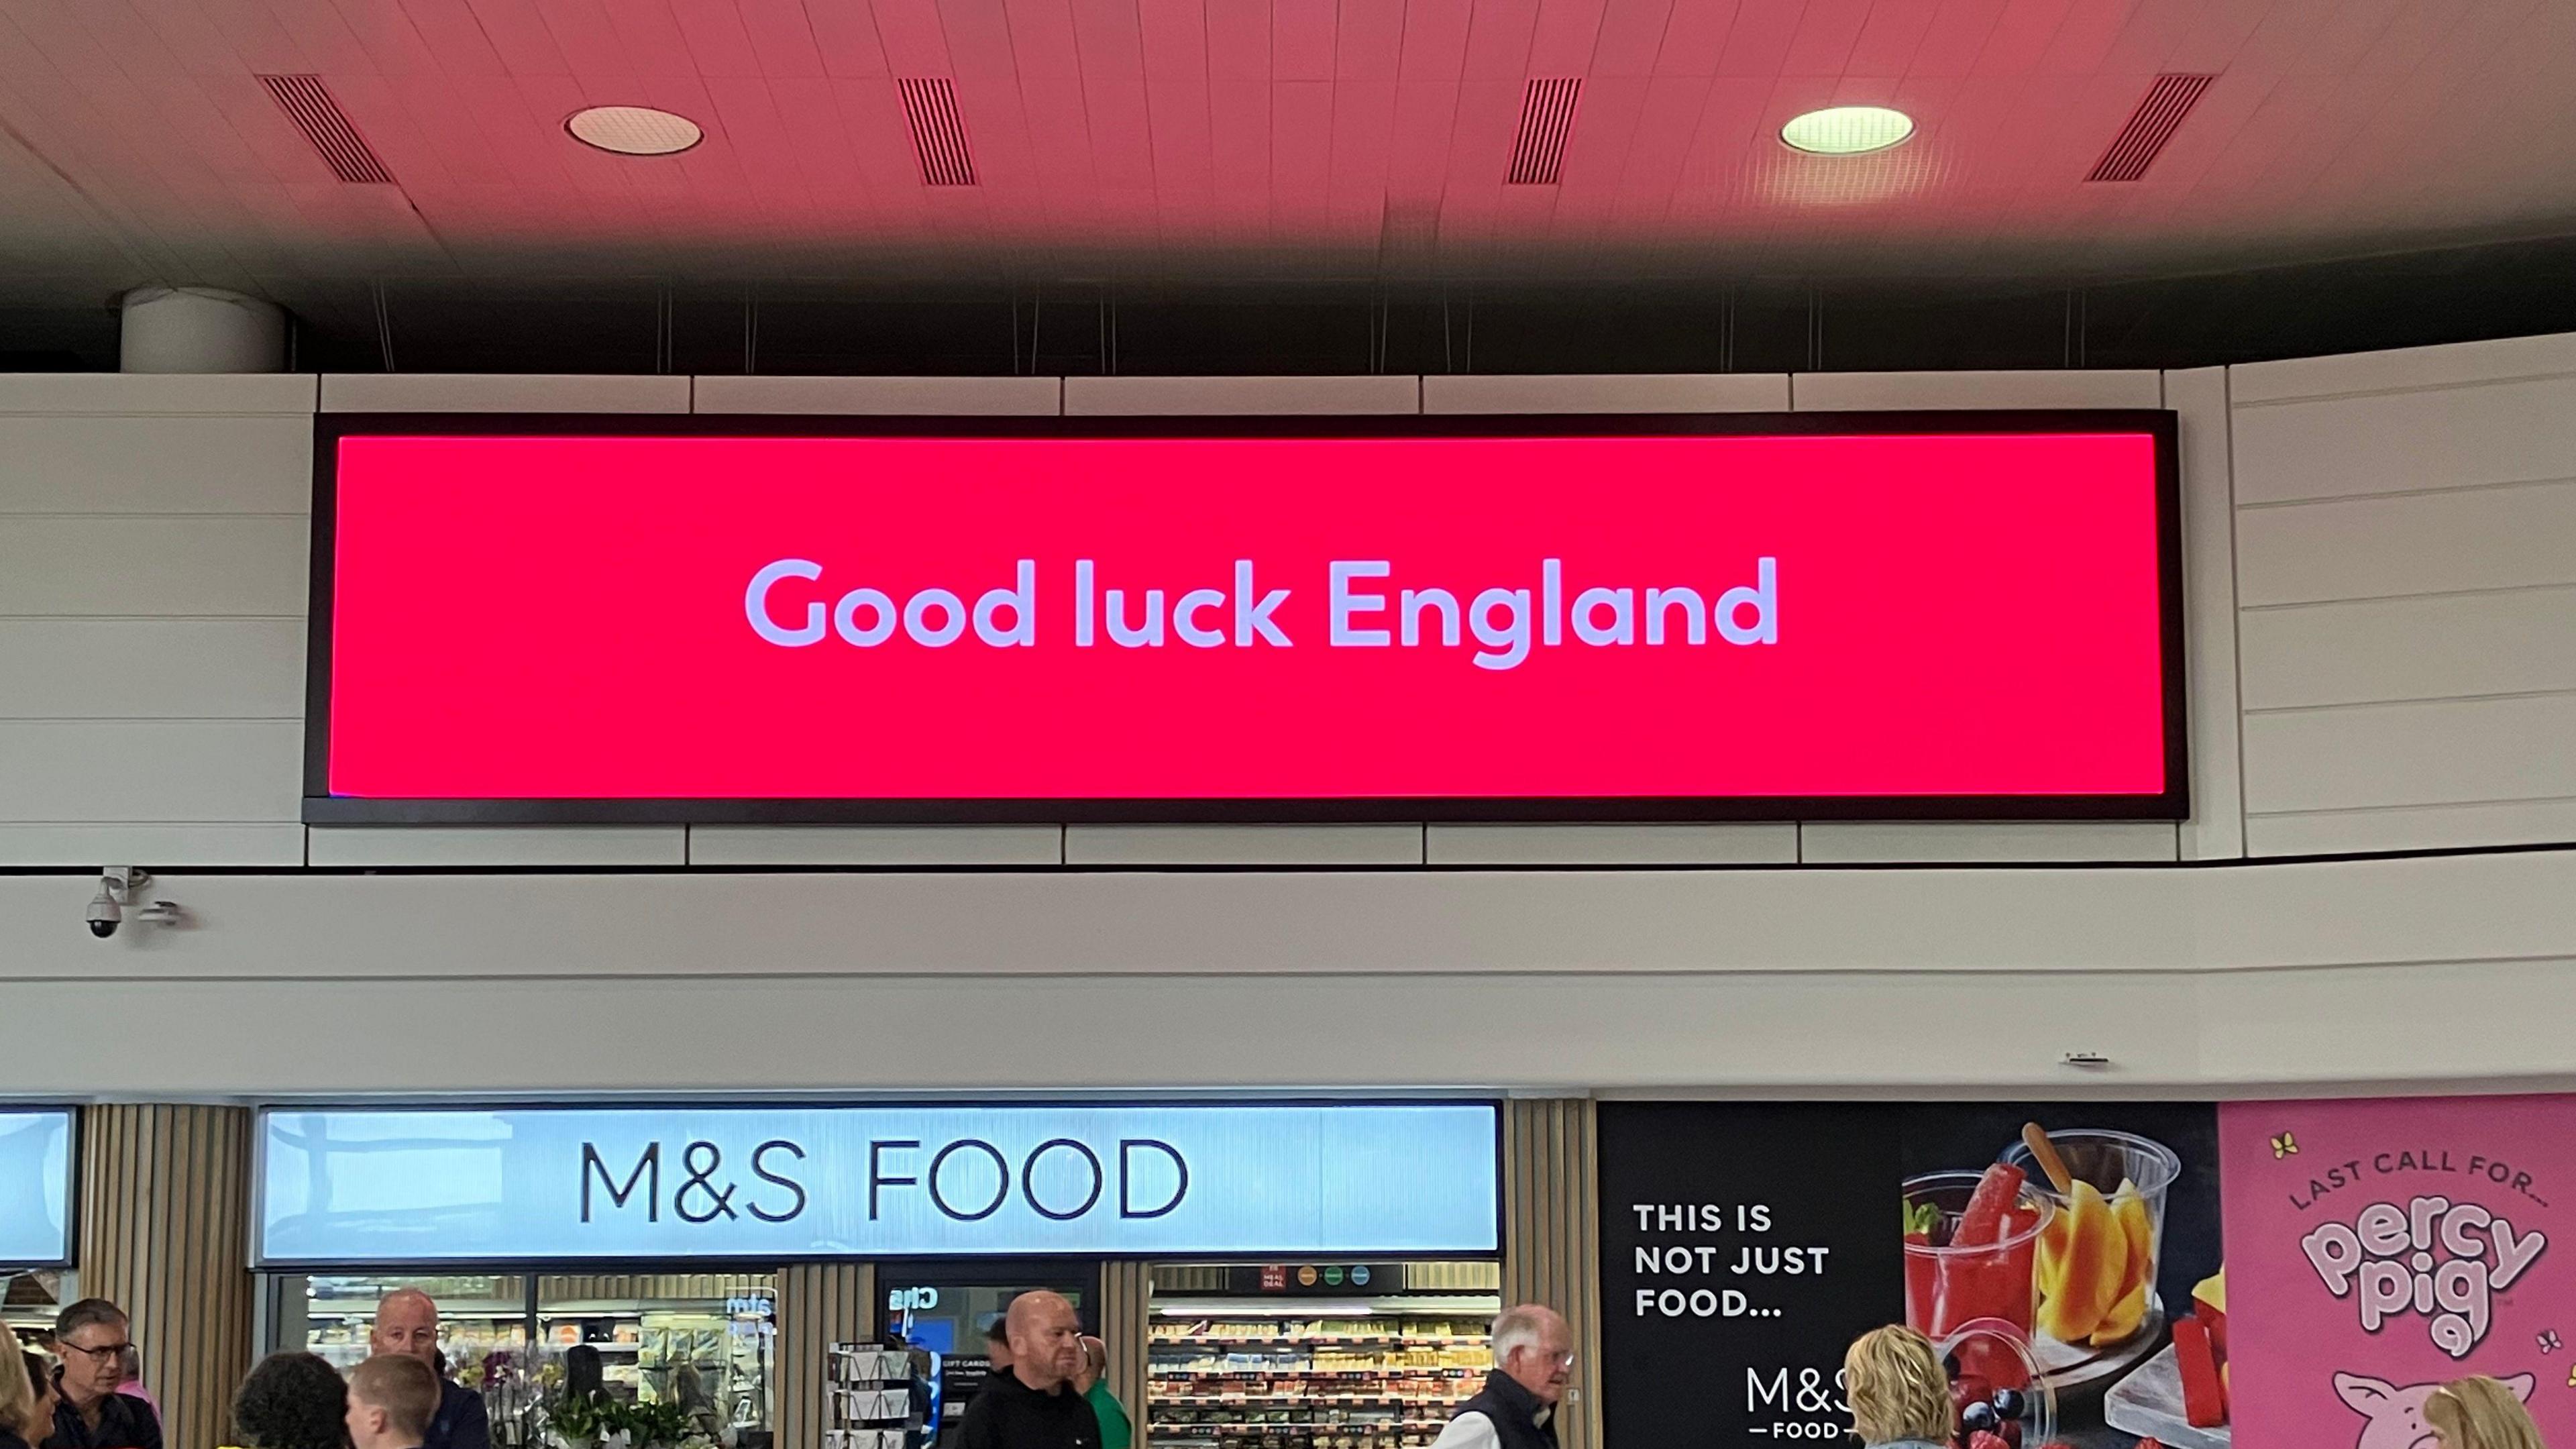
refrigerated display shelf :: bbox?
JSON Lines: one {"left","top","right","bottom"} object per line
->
{"left": 1154, "top": 1392, "right": 1473, "bottom": 1402}
{"left": 1150, "top": 1336, "right": 1485, "bottom": 1349}
{"left": 1150, "top": 1374, "right": 1477, "bottom": 1383}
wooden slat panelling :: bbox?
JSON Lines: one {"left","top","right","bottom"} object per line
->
{"left": 78, "top": 1104, "right": 254, "bottom": 1449}
{"left": 1102, "top": 1260, "right": 1149, "bottom": 1447}
{"left": 1501, "top": 1099, "right": 1599, "bottom": 1449}
{"left": 777, "top": 1261, "right": 873, "bottom": 1449}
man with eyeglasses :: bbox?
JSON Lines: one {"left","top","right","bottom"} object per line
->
{"left": 44, "top": 1299, "right": 160, "bottom": 1449}
{"left": 1428, "top": 1305, "right": 1574, "bottom": 1449}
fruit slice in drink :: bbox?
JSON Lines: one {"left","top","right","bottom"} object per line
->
{"left": 2008, "top": 1129, "right": 2182, "bottom": 1349}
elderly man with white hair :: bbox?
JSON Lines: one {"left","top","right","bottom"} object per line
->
{"left": 368, "top": 1288, "right": 490, "bottom": 1449}
{"left": 1429, "top": 1305, "right": 1574, "bottom": 1449}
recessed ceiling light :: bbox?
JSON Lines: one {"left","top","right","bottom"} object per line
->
{"left": 566, "top": 105, "right": 703, "bottom": 156}
{"left": 1780, "top": 106, "right": 1915, "bottom": 156}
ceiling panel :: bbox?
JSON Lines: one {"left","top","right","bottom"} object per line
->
{"left": 1, "top": 0, "right": 2574, "bottom": 308}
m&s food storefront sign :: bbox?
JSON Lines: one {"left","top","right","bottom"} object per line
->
{"left": 254, "top": 1103, "right": 1499, "bottom": 1264}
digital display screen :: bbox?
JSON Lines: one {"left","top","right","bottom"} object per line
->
{"left": 255, "top": 1103, "right": 1499, "bottom": 1264}
{"left": 0, "top": 1110, "right": 75, "bottom": 1267}
{"left": 308, "top": 414, "right": 2182, "bottom": 823}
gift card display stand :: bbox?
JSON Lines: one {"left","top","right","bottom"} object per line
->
{"left": 829, "top": 1344, "right": 928, "bottom": 1449}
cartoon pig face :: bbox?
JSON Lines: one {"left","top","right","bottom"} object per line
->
{"left": 2335, "top": 1371, "right": 2536, "bottom": 1449}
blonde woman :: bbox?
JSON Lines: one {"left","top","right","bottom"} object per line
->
{"left": 1844, "top": 1325, "right": 1955, "bottom": 1449}
{"left": 2427, "top": 1376, "right": 2547, "bottom": 1449}
{"left": 2, "top": 1349, "right": 62, "bottom": 1449}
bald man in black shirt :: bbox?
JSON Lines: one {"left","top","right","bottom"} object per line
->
{"left": 959, "top": 1293, "right": 1098, "bottom": 1449}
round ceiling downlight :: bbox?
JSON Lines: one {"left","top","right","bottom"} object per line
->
{"left": 567, "top": 105, "right": 704, "bottom": 156}
{"left": 1780, "top": 106, "right": 1915, "bottom": 155}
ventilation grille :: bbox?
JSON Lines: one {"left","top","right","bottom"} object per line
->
{"left": 1507, "top": 78, "right": 1582, "bottom": 184}
{"left": 898, "top": 78, "right": 977, "bottom": 186}
{"left": 2087, "top": 73, "right": 2215, "bottom": 182}
{"left": 259, "top": 74, "right": 395, "bottom": 184}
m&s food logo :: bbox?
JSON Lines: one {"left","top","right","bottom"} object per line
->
{"left": 2301, "top": 1195, "right": 2548, "bottom": 1358}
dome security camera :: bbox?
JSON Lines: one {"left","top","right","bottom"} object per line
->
{"left": 87, "top": 883, "right": 121, "bottom": 938}
{"left": 86, "top": 867, "right": 159, "bottom": 940}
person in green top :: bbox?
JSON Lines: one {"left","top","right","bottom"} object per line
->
{"left": 1074, "top": 1338, "right": 1132, "bottom": 1449}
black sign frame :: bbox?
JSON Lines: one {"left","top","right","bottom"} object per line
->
{"left": 303, "top": 409, "right": 2188, "bottom": 826}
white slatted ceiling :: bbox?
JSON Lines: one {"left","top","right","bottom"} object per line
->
{"left": 6, "top": 0, "right": 2576, "bottom": 305}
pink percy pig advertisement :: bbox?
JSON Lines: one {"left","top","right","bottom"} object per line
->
{"left": 2218, "top": 1095, "right": 2569, "bottom": 1448}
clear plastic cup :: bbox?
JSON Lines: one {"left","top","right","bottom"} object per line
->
{"left": 1940, "top": 1318, "right": 2059, "bottom": 1445}
{"left": 1901, "top": 1170, "right": 2054, "bottom": 1351}
{"left": 2002, "top": 1129, "right": 2183, "bottom": 1349}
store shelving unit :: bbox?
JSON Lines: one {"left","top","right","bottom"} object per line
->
{"left": 1145, "top": 1283, "right": 1497, "bottom": 1449}
{"left": 4, "top": 1269, "right": 70, "bottom": 1349}
{"left": 539, "top": 1285, "right": 775, "bottom": 1436}
{"left": 278, "top": 1274, "right": 775, "bottom": 1448}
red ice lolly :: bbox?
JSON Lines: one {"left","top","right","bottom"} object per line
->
{"left": 1955, "top": 1162, "right": 2027, "bottom": 1246}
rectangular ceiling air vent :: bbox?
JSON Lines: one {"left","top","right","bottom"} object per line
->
{"left": 898, "top": 78, "right": 977, "bottom": 186}
{"left": 1507, "top": 78, "right": 1582, "bottom": 185}
{"left": 2086, "top": 73, "right": 2216, "bottom": 182}
{"left": 259, "top": 74, "right": 395, "bottom": 184}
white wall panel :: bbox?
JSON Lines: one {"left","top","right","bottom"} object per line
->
{"left": 0, "top": 620, "right": 304, "bottom": 718}
{"left": 1790, "top": 370, "right": 2161, "bottom": 411}
{"left": 0, "top": 719, "right": 301, "bottom": 822}
{"left": 688, "top": 826, "right": 1065, "bottom": 867}
{"left": 1798, "top": 822, "right": 2180, "bottom": 863}
{"left": 1421, "top": 374, "right": 1788, "bottom": 413}
{"left": 19, "top": 847, "right": 2562, "bottom": 983}
{"left": 9, "top": 969, "right": 2216, "bottom": 1095}
{"left": 307, "top": 826, "right": 687, "bottom": 868}
{"left": 2231, "top": 374, "right": 2576, "bottom": 504}
{"left": 1065, "top": 824, "right": 1425, "bottom": 865}
{"left": 2231, "top": 333, "right": 2576, "bottom": 855}
{"left": 6, "top": 849, "right": 2573, "bottom": 1095}
{"left": 2245, "top": 799, "right": 2576, "bottom": 858}
{"left": 0, "top": 516, "right": 309, "bottom": 616}
{"left": 1426, "top": 824, "right": 1796, "bottom": 865}
{"left": 2197, "top": 957, "right": 2576, "bottom": 1089}
{"left": 2169, "top": 366, "right": 2245, "bottom": 859}
{"left": 2242, "top": 693, "right": 2576, "bottom": 815}
{"left": 2230, "top": 333, "right": 2576, "bottom": 404}
{"left": 2235, "top": 479, "right": 2576, "bottom": 606}
{"left": 692, "top": 375, "right": 1063, "bottom": 415}
{"left": 0, "top": 386, "right": 315, "bottom": 865}
{"left": 319, "top": 374, "right": 692, "bottom": 413}
{"left": 2239, "top": 587, "right": 2576, "bottom": 709}
{"left": 1064, "top": 375, "right": 1419, "bottom": 415}
{"left": 0, "top": 823, "right": 304, "bottom": 867}
{"left": 0, "top": 373, "right": 315, "bottom": 416}
{"left": 0, "top": 415, "right": 312, "bottom": 513}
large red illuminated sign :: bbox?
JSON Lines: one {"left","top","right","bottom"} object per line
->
{"left": 306, "top": 413, "right": 2184, "bottom": 823}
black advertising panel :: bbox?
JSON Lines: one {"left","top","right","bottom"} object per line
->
{"left": 1599, "top": 1103, "right": 2226, "bottom": 1449}
{"left": 1599, "top": 1104, "right": 1905, "bottom": 1446}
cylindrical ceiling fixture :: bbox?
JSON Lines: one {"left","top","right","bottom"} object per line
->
{"left": 118, "top": 287, "right": 286, "bottom": 373}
